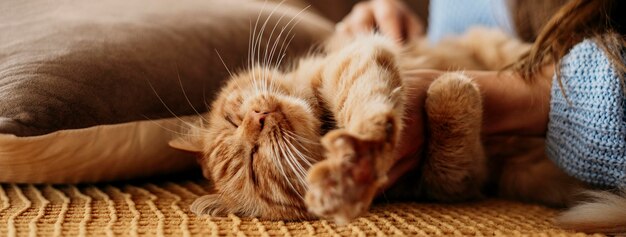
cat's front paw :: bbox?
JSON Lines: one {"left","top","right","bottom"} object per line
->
{"left": 305, "top": 130, "right": 385, "bottom": 224}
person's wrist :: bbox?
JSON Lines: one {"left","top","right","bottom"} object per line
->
{"left": 470, "top": 69, "right": 552, "bottom": 136}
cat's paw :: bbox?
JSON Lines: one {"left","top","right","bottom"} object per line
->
{"left": 350, "top": 112, "right": 397, "bottom": 143}
{"left": 190, "top": 194, "right": 229, "bottom": 216}
{"left": 305, "top": 130, "right": 384, "bottom": 224}
{"left": 422, "top": 72, "right": 486, "bottom": 201}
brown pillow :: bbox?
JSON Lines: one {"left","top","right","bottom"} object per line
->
{"left": 0, "top": 0, "right": 332, "bottom": 182}
{"left": 0, "top": 0, "right": 331, "bottom": 136}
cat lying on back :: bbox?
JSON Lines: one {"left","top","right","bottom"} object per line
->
{"left": 171, "top": 27, "right": 626, "bottom": 234}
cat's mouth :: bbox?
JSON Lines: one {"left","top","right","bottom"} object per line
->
{"left": 258, "top": 116, "right": 266, "bottom": 130}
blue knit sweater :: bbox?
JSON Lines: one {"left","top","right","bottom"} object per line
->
{"left": 428, "top": 0, "right": 626, "bottom": 188}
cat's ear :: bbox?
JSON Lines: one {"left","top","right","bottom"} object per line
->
{"left": 169, "top": 136, "right": 203, "bottom": 153}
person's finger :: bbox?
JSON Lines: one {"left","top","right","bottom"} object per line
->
{"left": 372, "top": 0, "right": 403, "bottom": 42}
{"left": 341, "top": 2, "right": 375, "bottom": 35}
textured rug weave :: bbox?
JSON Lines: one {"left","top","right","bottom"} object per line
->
{"left": 0, "top": 180, "right": 602, "bottom": 236}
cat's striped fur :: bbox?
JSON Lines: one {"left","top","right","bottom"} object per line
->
{"left": 171, "top": 27, "right": 626, "bottom": 233}
{"left": 173, "top": 33, "right": 405, "bottom": 221}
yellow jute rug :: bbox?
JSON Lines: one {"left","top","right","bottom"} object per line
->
{"left": 0, "top": 180, "right": 603, "bottom": 237}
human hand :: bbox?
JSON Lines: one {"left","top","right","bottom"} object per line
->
{"left": 337, "top": 0, "right": 424, "bottom": 43}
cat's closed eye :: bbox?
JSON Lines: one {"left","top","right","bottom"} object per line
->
{"left": 225, "top": 115, "right": 239, "bottom": 128}
{"left": 249, "top": 145, "right": 259, "bottom": 185}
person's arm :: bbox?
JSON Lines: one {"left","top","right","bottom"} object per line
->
{"left": 383, "top": 68, "right": 553, "bottom": 190}
{"left": 395, "top": 68, "right": 553, "bottom": 159}
{"left": 468, "top": 68, "right": 553, "bottom": 136}
{"left": 400, "top": 67, "right": 553, "bottom": 142}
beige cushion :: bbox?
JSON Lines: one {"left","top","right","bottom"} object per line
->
{"left": 0, "top": 117, "right": 196, "bottom": 183}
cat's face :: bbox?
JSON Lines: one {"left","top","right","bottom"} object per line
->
{"left": 184, "top": 67, "right": 324, "bottom": 219}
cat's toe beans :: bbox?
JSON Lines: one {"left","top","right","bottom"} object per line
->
{"left": 321, "top": 130, "right": 358, "bottom": 160}
{"left": 310, "top": 130, "right": 385, "bottom": 222}
{"left": 305, "top": 153, "right": 377, "bottom": 222}
{"left": 305, "top": 164, "right": 342, "bottom": 217}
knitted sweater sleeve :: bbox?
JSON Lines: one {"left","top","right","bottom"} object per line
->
{"left": 546, "top": 40, "right": 626, "bottom": 188}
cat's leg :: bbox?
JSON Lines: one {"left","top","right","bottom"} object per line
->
{"left": 419, "top": 73, "right": 487, "bottom": 201}
{"left": 305, "top": 34, "right": 404, "bottom": 224}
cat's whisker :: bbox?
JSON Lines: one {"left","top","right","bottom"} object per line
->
{"left": 214, "top": 49, "right": 234, "bottom": 78}
{"left": 201, "top": 82, "right": 212, "bottom": 115}
{"left": 273, "top": 8, "right": 307, "bottom": 70}
{"left": 248, "top": 2, "right": 265, "bottom": 69}
{"left": 273, "top": 5, "right": 307, "bottom": 64}
{"left": 279, "top": 141, "right": 309, "bottom": 194}
{"left": 279, "top": 131, "right": 312, "bottom": 172}
{"left": 266, "top": 67, "right": 280, "bottom": 95}
{"left": 284, "top": 130, "right": 319, "bottom": 144}
{"left": 216, "top": 61, "right": 247, "bottom": 113}
{"left": 276, "top": 140, "right": 305, "bottom": 199}
{"left": 283, "top": 138, "right": 314, "bottom": 169}
{"left": 140, "top": 115, "right": 206, "bottom": 137}
{"left": 266, "top": 5, "right": 307, "bottom": 68}
{"left": 145, "top": 77, "right": 210, "bottom": 131}
{"left": 248, "top": 0, "right": 270, "bottom": 77}
{"left": 262, "top": 4, "right": 289, "bottom": 83}
{"left": 175, "top": 65, "right": 212, "bottom": 125}
{"left": 255, "top": 5, "right": 310, "bottom": 96}
{"left": 282, "top": 142, "right": 308, "bottom": 185}
{"left": 253, "top": 1, "right": 286, "bottom": 95}
{"left": 247, "top": 20, "right": 253, "bottom": 73}
{"left": 269, "top": 140, "right": 288, "bottom": 186}
{"left": 140, "top": 114, "right": 210, "bottom": 139}
{"left": 284, "top": 130, "right": 317, "bottom": 143}
{"left": 280, "top": 146, "right": 308, "bottom": 190}
{"left": 277, "top": 140, "right": 300, "bottom": 178}
{"left": 282, "top": 138, "right": 310, "bottom": 171}
{"left": 284, "top": 137, "right": 313, "bottom": 155}
{"left": 244, "top": 67, "right": 261, "bottom": 96}
{"left": 282, "top": 138, "right": 319, "bottom": 164}
{"left": 271, "top": 132, "right": 303, "bottom": 198}
{"left": 284, "top": 136, "right": 316, "bottom": 167}
{"left": 249, "top": 0, "right": 276, "bottom": 69}
{"left": 269, "top": 139, "right": 287, "bottom": 181}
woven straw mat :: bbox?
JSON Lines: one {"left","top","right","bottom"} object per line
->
{"left": 0, "top": 180, "right": 604, "bottom": 236}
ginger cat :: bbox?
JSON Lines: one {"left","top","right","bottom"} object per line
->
{"left": 171, "top": 28, "right": 626, "bottom": 234}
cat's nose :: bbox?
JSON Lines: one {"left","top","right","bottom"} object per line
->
{"left": 250, "top": 110, "right": 273, "bottom": 129}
